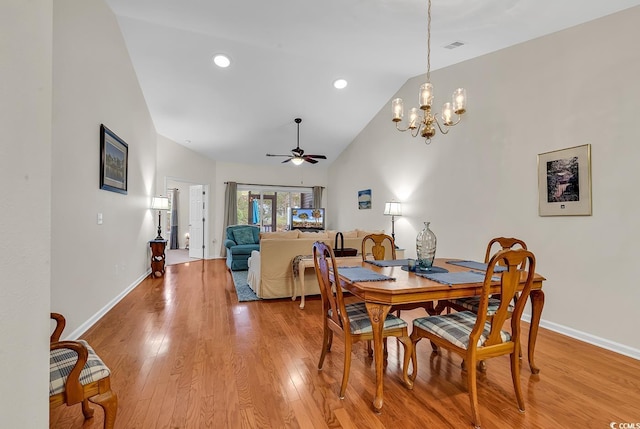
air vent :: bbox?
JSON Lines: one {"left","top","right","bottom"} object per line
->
{"left": 444, "top": 41, "right": 465, "bottom": 50}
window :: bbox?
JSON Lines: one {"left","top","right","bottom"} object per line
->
{"left": 236, "top": 185, "right": 313, "bottom": 232}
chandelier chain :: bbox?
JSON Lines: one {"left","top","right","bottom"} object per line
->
{"left": 390, "top": 0, "right": 466, "bottom": 143}
{"left": 426, "top": 0, "right": 431, "bottom": 82}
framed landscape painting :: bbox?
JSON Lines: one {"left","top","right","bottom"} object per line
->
{"left": 100, "top": 124, "right": 128, "bottom": 194}
{"left": 537, "top": 144, "right": 591, "bottom": 216}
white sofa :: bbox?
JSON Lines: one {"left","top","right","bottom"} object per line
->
{"left": 246, "top": 229, "right": 390, "bottom": 299}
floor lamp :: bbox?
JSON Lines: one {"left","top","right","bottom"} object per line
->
{"left": 150, "top": 196, "right": 170, "bottom": 240}
{"left": 383, "top": 201, "right": 402, "bottom": 248}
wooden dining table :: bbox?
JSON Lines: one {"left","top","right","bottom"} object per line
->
{"left": 336, "top": 257, "right": 546, "bottom": 412}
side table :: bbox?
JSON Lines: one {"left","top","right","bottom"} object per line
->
{"left": 149, "top": 239, "right": 167, "bottom": 278}
{"left": 292, "top": 254, "right": 362, "bottom": 309}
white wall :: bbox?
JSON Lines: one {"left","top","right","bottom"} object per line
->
{"left": 51, "top": 0, "right": 158, "bottom": 335}
{"left": 329, "top": 7, "right": 640, "bottom": 357}
{"left": 0, "top": 2, "right": 52, "bottom": 426}
{"left": 214, "top": 162, "right": 329, "bottom": 257}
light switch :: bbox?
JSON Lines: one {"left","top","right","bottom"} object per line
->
{"left": 97, "top": 213, "right": 103, "bottom": 225}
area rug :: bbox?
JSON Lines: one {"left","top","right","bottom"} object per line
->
{"left": 230, "top": 270, "right": 261, "bottom": 302}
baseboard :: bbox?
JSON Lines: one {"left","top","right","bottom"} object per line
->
{"left": 523, "top": 312, "right": 640, "bottom": 361}
{"left": 66, "top": 269, "right": 151, "bottom": 340}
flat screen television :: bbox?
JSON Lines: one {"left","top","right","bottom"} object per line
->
{"left": 289, "top": 208, "right": 325, "bottom": 231}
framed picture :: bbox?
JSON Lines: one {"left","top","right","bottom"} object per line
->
{"left": 100, "top": 124, "right": 128, "bottom": 194}
{"left": 538, "top": 144, "right": 591, "bottom": 216}
{"left": 358, "top": 189, "right": 371, "bottom": 210}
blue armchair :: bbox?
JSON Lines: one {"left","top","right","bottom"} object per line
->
{"left": 225, "top": 225, "right": 260, "bottom": 271}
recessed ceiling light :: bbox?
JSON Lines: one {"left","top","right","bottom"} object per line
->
{"left": 213, "top": 54, "right": 231, "bottom": 68}
{"left": 333, "top": 79, "right": 348, "bottom": 89}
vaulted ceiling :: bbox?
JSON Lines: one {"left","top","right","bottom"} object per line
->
{"left": 105, "top": 0, "right": 640, "bottom": 165}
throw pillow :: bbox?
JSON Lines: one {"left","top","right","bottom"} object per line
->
{"left": 299, "top": 231, "right": 329, "bottom": 239}
{"left": 260, "top": 230, "right": 299, "bottom": 240}
{"left": 357, "top": 229, "right": 384, "bottom": 237}
{"left": 233, "top": 228, "right": 255, "bottom": 245}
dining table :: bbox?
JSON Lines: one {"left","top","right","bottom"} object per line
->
{"left": 335, "top": 257, "right": 546, "bottom": 412}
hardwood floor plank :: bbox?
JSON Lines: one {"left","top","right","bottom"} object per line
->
{"left": 50, "top": 259, "right": 640, "bottom": 428}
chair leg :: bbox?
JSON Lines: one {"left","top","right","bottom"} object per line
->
{"left": 318, "top": 326, "right": 332, "bottom": 369}
{"left": 366, "top": 340, "right": 373, "bottom": 357}
{"left": 339, "top": 337, "right": 353, "bottom": 399}
{"left": 81, "top": 399, "right": 95, "bottom": 419}
{"left": 408, "top": 333, "right": 421, "bottom": 382}
{"left": 466, "top": 354, "right": 481, "bottom": 429}
{"left": 511, "top": 347, "right": 525, "bottom": 413}
{"left": 398, "top": 334, "right": 414, "bottom": 390}
{"left": 383, "top": 338, "right": 388, "bottom": 360}
{"left": 89, "top": 390, "right": 118, "bottom": 429}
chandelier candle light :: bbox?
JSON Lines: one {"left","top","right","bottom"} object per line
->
{"left": 391, "top": 0, "right": 467, "bottom": 143}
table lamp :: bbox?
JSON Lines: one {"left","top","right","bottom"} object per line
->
{"left": 150, "top": 196, "right": 169, "bottom": 240}
{"left": 383, "top": 201, "right": 402, "bottom": 248}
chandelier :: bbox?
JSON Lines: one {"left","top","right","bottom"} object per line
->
{"left": 391, "top": 0, "right": 467, "bottom": 143}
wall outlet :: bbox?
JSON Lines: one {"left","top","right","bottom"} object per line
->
{"left": 97, "top": 213, "right": 103, "bottom": 225}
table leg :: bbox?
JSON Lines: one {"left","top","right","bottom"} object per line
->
{"left": 291, "top": 260, "right": 306, "bottom": 309}
{"left": 298, "top": 261, "right": 306, "bottom": 309}
{"left": 528, "top": 289, "right": 545, "bottom": 374}
{"left": 365, "top": 302, "right": 391, "bottom": 412}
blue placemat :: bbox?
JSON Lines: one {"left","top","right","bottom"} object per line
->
{"left": 336, "top": 266, "right": 396, "bottom": 282}
{"left": 401, "top": 266, "right": 449, "bottom": 274}
{"left": 418, "top": 270, "right": 500, "bottom": 285}
{"left": 365, "top": 259, "right": 409, "bottom": 267}
{"left": 446, "top": 260, "right": 507, "bottom": 272}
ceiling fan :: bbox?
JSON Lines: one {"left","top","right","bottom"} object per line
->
{"left": 266, "top": 118, "right": 327, "bottom": 165}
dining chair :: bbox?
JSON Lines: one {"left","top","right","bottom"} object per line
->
{"left": 361, "top": 233, "right": 430, "bottom": 318}
{"left": 361, "top": 233, "right": 396, "bottom": 261}
{"left": 50, "top": 313, "right": 118, "bottom": 429}
{"left": 313, "top": 241, "right": 412, "bottom": 399}
{"left": 404, "top": 248, "right": 536, "bottom": 428}
{"left": 443, "top": 237, "right": 528, "bottom": 315}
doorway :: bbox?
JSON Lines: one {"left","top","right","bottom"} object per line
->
{"left": 249, "top": 192, "right": 276, "bottom": 232}
{"left": 164, "top": 178, "right": 210, "bottom": 265}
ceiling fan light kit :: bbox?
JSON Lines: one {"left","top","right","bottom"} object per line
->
{"left": 266, "top": 117, "right": 327, "bottom": 165}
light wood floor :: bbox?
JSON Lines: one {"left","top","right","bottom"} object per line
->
{"left": 51, "top": 259, "right": 640, "bottom": 428}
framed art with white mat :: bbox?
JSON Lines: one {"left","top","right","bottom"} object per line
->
{"left": 538, "top": 144, "right": 591, "bottom": 216}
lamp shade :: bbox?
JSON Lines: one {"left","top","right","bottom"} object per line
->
{"left": 383, "top": 201, "right": 402, "bottom": 216}
{"left": 150, "top": 196, "right": 169, "bottom": 211}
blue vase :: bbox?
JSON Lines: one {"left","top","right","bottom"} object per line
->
{"left": 416, "top": 221, "right": 437, "bottom": 270}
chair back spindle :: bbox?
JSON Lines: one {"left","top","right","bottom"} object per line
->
{"left": 314, "top": 241, "right": 349, "bottom": 332}
{"left": 361, "top": 233, "right": 396, "bottom": 261}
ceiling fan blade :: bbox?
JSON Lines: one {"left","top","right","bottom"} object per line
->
{"left": 268, "top": 118, "right": 324, "bottom": 165}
